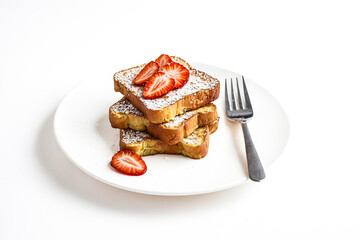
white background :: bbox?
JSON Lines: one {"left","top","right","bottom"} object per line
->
{"left": 1, "top": 0, "right": 359, "bottom": 239}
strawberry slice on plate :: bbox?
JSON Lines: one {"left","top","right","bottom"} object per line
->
{"left": 143, "top": 72, "right": 175, "bottom": 99}
{"left": 162, "top": 62, "right": 190, "bottom": 89}
{"left": 133, "top": 61, "right": 159, "bottom": 85}
{"left": 155, "top": 54, "right": 172, "bottom": 70}
{"left": 111, "top": 150, "right": 147, "bottom": 176}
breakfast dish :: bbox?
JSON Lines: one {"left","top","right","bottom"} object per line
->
{"left": 109, "top": 54, "right": 221, "bottom": 175}
{"left": 53, "top": 62, "right": 289, "bottom": 195}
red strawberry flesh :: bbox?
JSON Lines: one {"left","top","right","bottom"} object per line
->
{"left": 133, "top": 61, "right": 159, "bottom": 85}
{"left": 143, "top": 72, "right": 175, "bottom": 99}
{"left": 162, "top": 62, "right": 190, "bottom": 89}
{"left": 155, "top": 54, "right": 172, "bottom": 70}
{"left": 111, "top": 150, "right": 147, "bottom": 176}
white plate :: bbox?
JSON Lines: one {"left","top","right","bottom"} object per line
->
{"left": 54, "top": 63, "right": 289, "bottom": 196}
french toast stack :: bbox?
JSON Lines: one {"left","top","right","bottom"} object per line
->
{"left": 109, "top": 55, "right": 220, "bottom": 160}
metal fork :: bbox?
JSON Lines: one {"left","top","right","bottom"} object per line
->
{"left": 225, "top": 76, "right": 265, "bottom": 182}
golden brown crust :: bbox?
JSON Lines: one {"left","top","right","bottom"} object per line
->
{"left": 146, "top": 115, "right": 196, "bottom": 146}
{"left": 109, "top": 109, "right": 148, "bottom": 131}
{"left": 119, "top": 120, "right": 219, "bottom": 159}
{"left": 109, "top": 99, "right": 218, "bottom": 145}
{"left": 147, "top": 107, "right": 218, "bottom": 145}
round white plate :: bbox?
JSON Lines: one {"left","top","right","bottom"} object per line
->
{"left": 54, "top": 63, "right": 289, "bottom": 196}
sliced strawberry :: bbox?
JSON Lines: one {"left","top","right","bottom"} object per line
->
{"left": 162, "top": 62, "right": 190, "bottom": 89}
{"left": 133, "top": 61, "right": 159, "bottom": 85}
{"left": 155, "top": 54, "right": 172, "bottom": 70}
{"left": 111, "top": 150, "right": 147, "bottom": 176}
{"left": 143, "top": 72, "right": 175, "bottom": 99}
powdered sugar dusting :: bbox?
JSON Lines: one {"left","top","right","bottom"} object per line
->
{"left": 114, "top": 59, "right": 219, "bottom": 110}
{"left": 111, "top": 98, "right": 144, "bottom": 116}
{"left": 121, "top": 129, "right": 153, "bottom": 144}
{"left": 182, "top": 130, "right": 203, "bottom": 145}
{"left": 163, "top": 111, "right": 196, "bottom": 128}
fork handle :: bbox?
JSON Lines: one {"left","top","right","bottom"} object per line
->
{"left": 241, "top": 122, "right": 266, "bottom": 181}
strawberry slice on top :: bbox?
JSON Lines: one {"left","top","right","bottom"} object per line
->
{"left": 143, "top": 72, "right": 175, "bottom": 99}
{"left": 133, "top": 61, "right": 159, "bottom": 85}
{"left": 111, "top": 150, "right": 147, "bottom": 176}
{"left": 162, "top": 62, "right": 190, "bottom": 89}
{"left": 155, "top": 54, "right": 172, "bottom": 70}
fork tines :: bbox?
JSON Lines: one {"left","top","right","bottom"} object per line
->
{"left": 225, "top": 76, "right": 253, "bottom": 119}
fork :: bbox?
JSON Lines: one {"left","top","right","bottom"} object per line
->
{"left": 225, "top": 76, "right": 265, "bottom": 182}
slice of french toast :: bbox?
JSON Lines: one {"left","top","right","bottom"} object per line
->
{"left": 109, "top": 98, "right": 219, "bottom": 145}
{"left": 113, "top": 56, "right": 220, "bottom": 124}
{"left": 120, "top": 119, "right": 219, "bottom": 159}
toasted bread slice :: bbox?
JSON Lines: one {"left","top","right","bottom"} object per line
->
{"left": 109, "top": 98, "right": 219, "bottom": 145}
{"left": 120, "top": 119, "right": 219, "bottom": 159}
{"left": 113, "top": 56, "right": 220, "bottom": 124}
